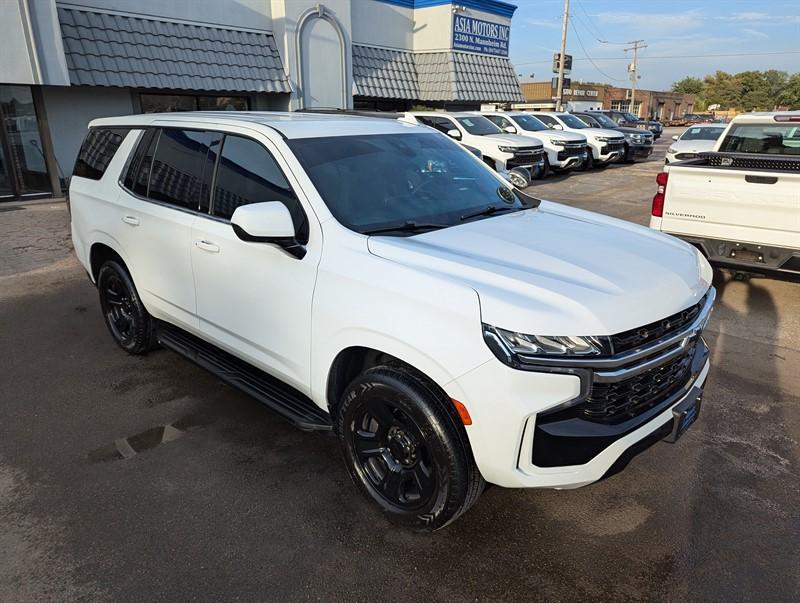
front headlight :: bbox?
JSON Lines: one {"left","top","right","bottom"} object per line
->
{"left": 551, "top": 139, "right": 567, "bottom": 146}
{"left": 667, "top": 146, "right": 677, "bottom": 154}
{"left": 483, "top": 324, "right": 605, "bottom": 359}
{"left": 594, "top": 136, "right": 610, "bottom": 143}
{"left": 497, "top": 145, "right": 517, "bottom": 153}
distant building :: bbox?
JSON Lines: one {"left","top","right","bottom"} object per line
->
{"left": 518, "top": 81, "right": 696, "bottom": 120}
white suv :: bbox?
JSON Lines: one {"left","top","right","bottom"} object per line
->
{"left": 482, "top": 111, "right": 589, "bottom": 174}
{"left": 400, "top": 111, "right": 545, "bottom": 179}
{"left": 535, "top": 112, "right": 626, "bottom": 168}
{"left": 70, "top": 112, "right": 715, "bottom": 530}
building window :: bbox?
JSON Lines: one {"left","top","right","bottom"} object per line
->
{"left": 140, "top": 93, "right": 249, "bottom": 113}
{"left": 0, "top": 85, "right": 52, "bottom": 199}
{"left": 610, "top": 100, "right": 641, "bottom": 116}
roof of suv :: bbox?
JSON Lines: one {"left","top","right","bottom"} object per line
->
{"left": 89, "top": 111, "right": 422, "bottom": 139}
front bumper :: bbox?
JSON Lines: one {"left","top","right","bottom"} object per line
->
{"left": 451, "top": 290, "right": 715, "bottom": 488}
{"left": 627, "top": 143, "right": 654, "bottom": 160}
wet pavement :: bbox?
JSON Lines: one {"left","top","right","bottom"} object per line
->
{"left": 1, "top": 129, "right": 798, "bottom": 601}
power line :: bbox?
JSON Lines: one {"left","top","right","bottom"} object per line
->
{"left": 514, "top": 49, "right": 800, "bottom": 67}
{"left": 568, "top": 16, "right": 627, "bottom": 82}
{"left": 573, "top": 0, "right": 629, "bottom": 45}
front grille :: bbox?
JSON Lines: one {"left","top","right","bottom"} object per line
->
{"left": 610, "top": 295, "right": 705, "bottom": 355}
{"left": 703, "top": 152, "right": 800, "bottom": 172}
{"left": 507, "top": 149, "right": 544, "bottom": 168}
{"left": 584, "top": 347, "right": 694, "bottom": 423}
{"left": 601, "top": 140, "right": 625, "bottom": 154}
{"left": 511, "top": 146, "right": 543, "bottom": 154}
{"left": 557, "top": 146, "right": 585, "bottom": 160}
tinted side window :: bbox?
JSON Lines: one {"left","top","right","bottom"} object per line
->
{"left": 73, "top": 128, "right": 130, "bottom": 180}
{"left": 130, "top": 130, "right": 159, "bottom": 197}
{"left": 486, "top": 115, "right": 511, "bottom": 129}
{"left": 123, "top": 129, "right": 155, "bottom": 191}
{"left": 148, "top": 129, "right": 221, "bottom": 210}
{"left": 536, "top": 115, "right": 557, "bottom": 127}
{"left": 212, "top": 135, "right": 307, "bottom": 242}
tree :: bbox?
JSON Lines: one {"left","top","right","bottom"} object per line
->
{"left": 671, "top": 76, "right": 704, "bottom": 96}
{"left": 778, "top": 73, "right": 800, "bottom": 109}
{"left": 703, "top": 71, "right": 740, "bottom": 108}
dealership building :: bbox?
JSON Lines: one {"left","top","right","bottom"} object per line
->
{"left": 0, "top": 0, "right": 524, "bottom": 201}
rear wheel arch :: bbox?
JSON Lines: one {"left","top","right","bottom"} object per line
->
{"left": 90, "top": 242, "right": 127, "bottom": 283}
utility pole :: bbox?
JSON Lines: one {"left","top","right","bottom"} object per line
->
{"left": 624, "top": 40, "right": 647, "bottom": 117}
{"left": 555, "top": 0, "right": 569, "bottom": 111}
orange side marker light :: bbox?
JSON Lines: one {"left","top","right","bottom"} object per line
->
{"left": 451, "top": 399, "right": 473, "bottom": 425}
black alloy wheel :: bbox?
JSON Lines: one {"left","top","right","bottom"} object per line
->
{"left": 97, "top": 260, "right": 157, "bottom": 354}
{"left": 350, "top": 396, "right": 437, "bottom": 510}
{"left": 337, "top": 365, "right": 484, "bottom": 530}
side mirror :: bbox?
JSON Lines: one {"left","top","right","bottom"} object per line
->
{"left": 230, "top": 202, "right": 305, "bottom": 259}
{"left": 446, "top": 128, "right": 462, "bottom": 140}
{"left": 503, "top": 125, "right": 517, "bottom": 134}
{"left": 552, "top": 124, "right": 563, "bottom": 130}
{"left": 672, "top": 135, "right": 679, "bottom": 141}
{"left": 616, "top": 118, "right": 624, "bottom": 124}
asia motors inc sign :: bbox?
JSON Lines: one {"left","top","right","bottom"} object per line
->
{"left": 452, "top": 15, "right": 510, "bottom": 57}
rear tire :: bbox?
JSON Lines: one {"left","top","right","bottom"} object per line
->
{"left": 97, "top": 260, "right": 157, "bottom": 355}
{"left": 336, "top": 365, "right": 484, "bottom": 530}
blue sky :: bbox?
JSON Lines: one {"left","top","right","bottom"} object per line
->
{"left": 509, "top": 0, "right": 800, "bottom": 89}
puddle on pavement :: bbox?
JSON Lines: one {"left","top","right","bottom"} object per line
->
{"left": 88, "top": 413, "right": 214, "bottom": 462}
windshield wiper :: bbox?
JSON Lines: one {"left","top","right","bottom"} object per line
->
{"left": 460, "top": 204, "right": 520, "bottom": 221}
{"left": 361, "top": 221, "right": 449, "bottom": 236}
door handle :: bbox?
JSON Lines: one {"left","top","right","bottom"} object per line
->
{"left": 195, "top": 240, "right": 220, "bottom": 253}
{"left": 122, "top": 215, "right": 140, "bottom": 226}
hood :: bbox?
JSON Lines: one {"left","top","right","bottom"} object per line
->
{"left": 367, "top": 202, "right": 712, "bottom": 336}
{"left": 481, "top": 133, "right": 542, "bottom": 148}
{"left": 529, "top": 130, "right": 586, "bottom": 143}
{"left": 615, "top": 126, "right": 651, "bottom": 136}
{"left": 576, "top": 127, "right": 625, "bottom": 140}
{"left": 670, "top": 139, "right": 718, "bottom": 154}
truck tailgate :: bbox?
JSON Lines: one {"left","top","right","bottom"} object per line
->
{"left": 661, "top": 165, "right": 800, "bottom": 249}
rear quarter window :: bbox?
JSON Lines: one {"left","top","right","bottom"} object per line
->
{"left": 73, "top": 128, "right": 131, "bottom": 180}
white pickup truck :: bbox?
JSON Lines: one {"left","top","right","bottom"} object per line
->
{"left": 650, "top": 112, "right": 800, "bottom": 278}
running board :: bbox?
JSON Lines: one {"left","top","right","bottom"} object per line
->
{"left": 155, "top": 322, "right": 332, "bottom": 431}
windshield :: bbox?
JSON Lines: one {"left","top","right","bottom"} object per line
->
{"left": 287, "top": 133, "right": 526, "bottom": 235}
{"left": 559, "top": 114, "right": 587, "bottom": 129}
{"left": 680, "top": 126, "right": 725, "bottom": 141}
{"left": 456, "top": 116, "right": 503, "bottom": 136}
{"left": 511, "top": 114, "right": 548, "bottom": 132}
{"left": 718, "top": 124, "right": 800, "bottom": 155}
{"left": 621, "top": 112, "right": 640, "bottom": 122}
{"left": 588, "top": 113, "right": 618, "bottom": 129}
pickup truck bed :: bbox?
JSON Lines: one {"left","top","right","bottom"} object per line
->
{"left": 651, "top": 151, "right": 800, "bottom": 276}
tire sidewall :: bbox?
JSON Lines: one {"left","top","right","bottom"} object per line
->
{"left": 97, "top": 261, "right": 153, "bottom": 354}
{"left": 336, "top": 370, "right": 469, "bottom": 530}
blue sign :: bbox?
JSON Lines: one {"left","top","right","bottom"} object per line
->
{"left": 452, "top": 15, "right": 510, "bottom": 57}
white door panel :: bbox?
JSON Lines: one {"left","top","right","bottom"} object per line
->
{"left": 116, "top": 192, "right": 198, "bottom": 328}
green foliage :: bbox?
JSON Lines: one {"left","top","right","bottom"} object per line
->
{"left": 671, "top": 76, "right": 704, "bottom": 96}
{"left": 671, "top": 70, "right": 797, "bottom": 111}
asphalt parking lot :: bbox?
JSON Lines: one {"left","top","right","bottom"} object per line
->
{"left": 1, "top": 128, "right": 798, "bottom": 601}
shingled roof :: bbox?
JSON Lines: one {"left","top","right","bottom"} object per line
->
{"left": 57, "top": 7, "right": 290, "bottom": 93}
{"left": 352, "top": 45, "right": 523, "bottom": 103}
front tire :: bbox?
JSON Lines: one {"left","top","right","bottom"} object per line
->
{"left": 336, "top": 366, "right": 484, "bottom": 530}
{"left": 97, "top": 260, "right": 157, "bottom": 355}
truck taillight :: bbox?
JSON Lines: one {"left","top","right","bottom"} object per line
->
{"left": 652, "top": 171, "right": 668, "bottom": 217}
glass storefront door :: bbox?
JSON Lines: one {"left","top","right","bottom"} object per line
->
{"left": 0, "top": 85, "right": 52, "bottom": 200}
